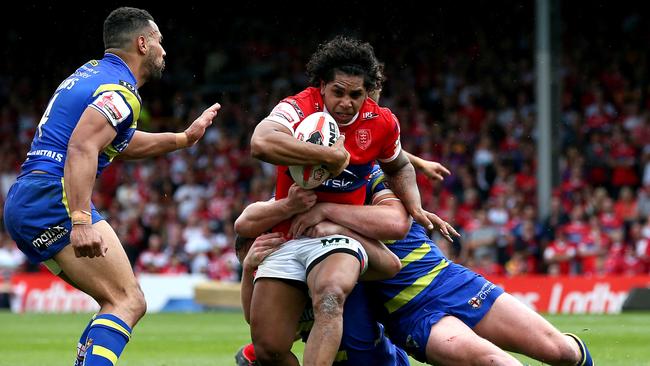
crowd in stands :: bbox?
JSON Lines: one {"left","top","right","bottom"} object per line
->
{"left": 1, "top": 4, "right": 650, "bottom": 287}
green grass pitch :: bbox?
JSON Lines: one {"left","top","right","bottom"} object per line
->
{"left": 0, "top": 311, "right": 648, "bottom": 365}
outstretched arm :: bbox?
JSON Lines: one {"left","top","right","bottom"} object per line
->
{"left": 404, "top": 150, "right": 450, "bottom": 181}
{"left": 119, "top": 102, "right": 220, "bottom": 159}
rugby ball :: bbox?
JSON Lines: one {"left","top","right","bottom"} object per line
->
{"left": 289, "top": 112, "right": 340, "bottom": 189}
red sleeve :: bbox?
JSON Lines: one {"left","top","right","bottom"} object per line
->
{"left": 377, "top": 111, "right": 402, "bottom": 163}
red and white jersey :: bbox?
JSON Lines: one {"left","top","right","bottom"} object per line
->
{"left": 544, "top": 240, "right": 576, "bottom": 275}
{"left": 265, "top": 87, "right": 401, "bottom": 235}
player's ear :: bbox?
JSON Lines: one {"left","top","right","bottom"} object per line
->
{"left": 136, "top": 35, "right": 147, "bottom": 55}
{"left": 320, "top": 80, "right": 326, "bottom": 95}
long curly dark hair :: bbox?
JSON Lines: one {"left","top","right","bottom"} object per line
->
{"left": 306, "top": 36, "right": 383, "bottom": 92}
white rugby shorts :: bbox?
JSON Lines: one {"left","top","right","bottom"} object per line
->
{"left": 255, "top": 235, "right": 368, "bottom": 283}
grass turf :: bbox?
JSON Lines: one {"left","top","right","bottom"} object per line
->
{"left": 0, "top": 311, "right": 648, "bottom": 365}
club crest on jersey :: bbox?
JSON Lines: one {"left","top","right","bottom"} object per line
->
{"left": 468, "top": 282, "right": 496, "bottom": 309}
{"left": 468, "top": 297, "right": 482, "bottom": 309}
{"left": 362, "top": 111, "right": 379, "bottom": 120}
{"left": 356, "top": 129, "right": 371, "bottom": 150}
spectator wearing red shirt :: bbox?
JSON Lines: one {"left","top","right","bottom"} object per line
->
{"left": 544, "top": 230, "right": 577, "bottom": 276}
{"left": 614, "top": 186, "right": 639, "bottom": 224}
{"left": 578, "top": 216, "right": 610, "bottom": 275}
{"left": 609, "top": 128, "right": 639, "bottom": 190}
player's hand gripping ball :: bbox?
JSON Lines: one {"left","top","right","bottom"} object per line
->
{"left": 289, "top": 112, "right": 340, "bottom": 189}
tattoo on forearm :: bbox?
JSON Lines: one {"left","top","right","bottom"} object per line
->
{"left": 385, "top": 165, "right": 420, "bottom": 207}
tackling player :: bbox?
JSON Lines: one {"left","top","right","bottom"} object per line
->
{"left": 291, "top": 165, "right": 594, "bottom": 366}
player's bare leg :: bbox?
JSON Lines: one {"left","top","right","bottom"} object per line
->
{"left": 53, "top": 220, "right": 145, "bottom": 365}
{"left": 425, "top": 315, "right": 521, "bottom": 365}
{"left": 474, "top": 293, "right": 583, "bottom": 365}
{"left": 250, "top": 279, "right": 307, "bottom": 366}
{"left": 54, "top": 220, "right": 146, "bottom": 326}
{"left": 304, "top": 253, "right": 359, "bottom": 366}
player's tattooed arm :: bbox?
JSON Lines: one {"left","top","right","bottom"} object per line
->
{"left": 380, "top": 151, "right": 436, "bottom": 231}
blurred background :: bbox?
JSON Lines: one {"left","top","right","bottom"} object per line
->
{"left": 1, "top": 0, "right": 650, "bottom": 319}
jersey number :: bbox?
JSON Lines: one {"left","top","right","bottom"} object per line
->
{"left": 37, "top": 92, "right": 60, "bottom": 138}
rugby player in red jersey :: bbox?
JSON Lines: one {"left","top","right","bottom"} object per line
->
{"left": 249, "top": 36, "right": 443, "bottom": 366}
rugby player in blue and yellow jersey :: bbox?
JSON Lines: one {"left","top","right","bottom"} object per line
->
{"left": 3, "top": 7, "right": 220, "bottom": 366}
{"left": 291, "top": 165, "right": 594, "bottom": 366}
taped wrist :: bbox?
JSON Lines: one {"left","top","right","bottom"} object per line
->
{"left": 71, "top": 210, "right": 92, "bottom": 225}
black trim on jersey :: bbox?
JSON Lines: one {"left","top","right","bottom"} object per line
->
{"left": 306, "top": 248, "right": 361, "bottom": 277}
{"left": 119, "top": 80, "right": 141, "bottom": 102}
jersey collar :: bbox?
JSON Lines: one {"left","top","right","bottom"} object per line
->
{"left": 103, "top": 53, "right": 138, "bottom": 86}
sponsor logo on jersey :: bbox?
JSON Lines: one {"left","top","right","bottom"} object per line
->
{"left": 356, "top": 129, "right": 371, "bottom": 150}
{"left": 89, "top": 60, "right": 99, "bottom": 67}
{"left": 32, "top": 222, "right": 69, "bottom": 251}
{"left": 322, "top": 177, "right": 355, "bottom": 189}
{"left": 468, "top": 282, "right": 496, "bottom": 309}
{"left": 287, "top": 99, "right": 305, "bottom": 118}
{"left": 92, "top": 91, "right": 131, "bottom": 126}
{"left": 26, "top": 149, "right": 64, "bottom": 162}
{"left": 362, "top": 111, "right": 379, "bottom": 120}
{"left": 320, "top": 237, "right": 350, "bottom": 247}
{"left": 98, "top": 94, "right": 122, "bottom": 120}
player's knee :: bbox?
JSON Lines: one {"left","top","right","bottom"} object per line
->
{"left": 113, "top": 283, "right": 147, "bottom": 321}
{"left": 253, "top": 339, "right": 291, "bottom": 366}
{"left": 547, "top": 340, "right": 582, "bottom": 365}
{"left": 535, "top": 334, "right": 581, "bottom": 365}
{"left": 128, "top": 285, "right": 147, "bottom": 320}
{"left": 312, "top": 286, "right": 345, "bottom": 319}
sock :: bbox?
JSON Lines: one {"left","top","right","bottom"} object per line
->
{"left": 243, "top": 343, "right": 256, "bottom": 361}
{"left": 83, "top": 314, "right": 132, "bottom": 366}
{"left": 565, "top": 333, "right": 594, "bottom": 366}
{"left": 74, "top": 313, "right": 97, "bottom": 366}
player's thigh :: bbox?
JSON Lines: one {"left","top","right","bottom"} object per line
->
{"left": 474, "top": 292, "right": 567, "bottom": 356}
{"left": 306, "top": 253, "right": 360, "bottom": 297}
{"left": 426, "top": 316, "right": 517, "bottom": 366}
{"left": 53, "top": 220, "right": 140, "bottom": 306}
{"left": 250, "top": 278, "right": 307, "bottom": 351}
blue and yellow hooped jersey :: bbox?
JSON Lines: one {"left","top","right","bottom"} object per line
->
{"left": 365, "top": 165, "right": 450, "bottom": 315}
{"left": 20, "top": 53, "right": 141, "bottom": 177}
